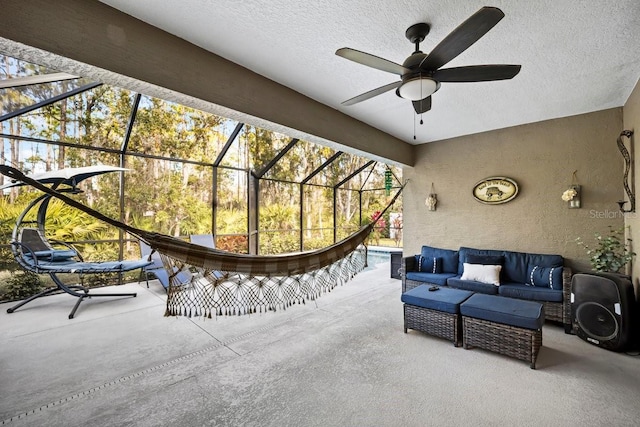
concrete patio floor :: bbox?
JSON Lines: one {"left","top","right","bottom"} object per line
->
{"left": 1, "top": 261, "right": 640, "bottom": 426}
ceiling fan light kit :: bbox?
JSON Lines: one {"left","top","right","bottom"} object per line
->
{"left": 336, "top": 6, "right": 521, "bottom": 117}
{"left": 398, "top": 76, "right": 439, "bottom": 101}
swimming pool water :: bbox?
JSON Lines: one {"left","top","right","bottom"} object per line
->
{"left": 364, "top": 250, "right": 396, "bottom": 271}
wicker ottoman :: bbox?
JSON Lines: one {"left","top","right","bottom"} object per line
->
{"left": 460, "top": 294, "right": 545, "bottom": 369}
{"left": 401, "top": 285, "right": 474, "bottom": 347}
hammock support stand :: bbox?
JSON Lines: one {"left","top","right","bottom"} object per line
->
{"left": 3, "top": 169, "right": 151, "bottom": 319}
{"left": 6, "top": 268, "right": 139, "bottom": 320}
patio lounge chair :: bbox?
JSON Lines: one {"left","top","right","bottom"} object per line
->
{"left": 139, "top": 240, "right": 193, "bottom": 290}
{"left": 9, "top": 227, "right": 151, "bottom": 319}
{"left": 189, "top": 234, "right": 215, "bottom": 248}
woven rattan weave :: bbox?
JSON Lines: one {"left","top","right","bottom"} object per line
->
{"left": 462, "top": 316, "right": 542, "bottom": 369}
{"left": 403, "top": 304, "right": 462, "bottom": 346}
{"left": 403, "top": 278, "right": 431, "bottom": 293}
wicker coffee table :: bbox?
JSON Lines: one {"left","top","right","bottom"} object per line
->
{"left": 401, "top": 285, "right": 474, "bottom": 346}
{"left": 460, "top": 294, "right": 545, "bottom": 369}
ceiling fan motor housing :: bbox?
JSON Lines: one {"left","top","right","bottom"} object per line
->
{"left": 399, "top": 51, "right": 440, "bottom": 100}
{"left": 402, "top": 52, "right": 429, "bottom": 70}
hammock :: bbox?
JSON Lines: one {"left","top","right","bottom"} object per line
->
{"left": 0, "top": 165, "right": 404, "bottom": 317}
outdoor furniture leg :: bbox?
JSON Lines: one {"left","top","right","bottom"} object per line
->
{"left": 6, "top": 287, "right": 61, "bottom": 313}
{"left": 6, "top": 273, "right": 137, "bottom": 319}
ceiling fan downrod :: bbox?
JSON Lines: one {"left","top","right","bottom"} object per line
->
{"left": 405, "top": 23, "right": 430, "bottom": 53}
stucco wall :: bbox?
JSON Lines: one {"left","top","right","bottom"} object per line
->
{"left": 403, "top": 108, "right": 625, "bottom": 273}
{"left": 623, "top": 77, "right": 640, "bottom": 296}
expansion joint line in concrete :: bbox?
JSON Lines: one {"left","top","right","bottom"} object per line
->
{"left": 1, "top": 317, "right": 302, "bottom": 425}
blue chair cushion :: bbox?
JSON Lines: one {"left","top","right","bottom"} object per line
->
{"left": 498, "top": 283, "right": 563, "bottom": 302}
{"left": 526, "top": 265, "right": 563, "bottom": 290}
{"left": 421, "top": 245, "right": 458, "bottom": 273}
{"left": 23, "top": 249, "right": 77, "bottom": 261}
{"left": 401, "top": 285, "right": 474, "bottom": 314}
{"left": 405, "top": 272, "right": 457, "bottom": 287}
{"left": 30, "top": 259, "right": 152, "bottom": 272}
{"left": 460, "top": 294, "right": 545, "bottom": 330}
{"left": 22, "top": 258, "right": 77, "bottom": 268}
{"left": 447, "top": 277, "right": 499, "bottom": 295}
{"left": 149, "top": 267, "right": 193, "bottom": 289}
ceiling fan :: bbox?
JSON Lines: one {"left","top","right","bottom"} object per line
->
{"left": 335, "top": 6, "right": 521, "bottom": 115}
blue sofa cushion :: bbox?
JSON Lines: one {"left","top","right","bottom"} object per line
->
{"left": 401, "top": 285, "right": 474, "bottom": 314}
{"left": 514, "top": 252, "right": 562, "bottom": 284}
{"left": 500, "top": 250, "right": 528, "bottom": 284}
{"left": 457, "top": 247, "right": 504, "bottom": 275}
{"left": 460, "top": 247, "right": 563, "bottom": 284}
{"left": 526, "top": 265, "right": 563, "bottom": 290}
{"left": 414, "top": 255, "right": 443, "bottom": 273}
{"left": 406, "top": 272, "right": 457, "bottom": 287}
{"left": 499, "top": 283, "right": 563, "bottom": 302}
{"left": 465, "top": 254, "right": 504, "bottom": 266}
{"left": 447, "top": 277, "right": 499, "bottom": 295}
{"left": 421, "top": 246, "right": 458, "bottom": 273}
{"left": 460, "top": 293, "right": 545, "bottom": 330}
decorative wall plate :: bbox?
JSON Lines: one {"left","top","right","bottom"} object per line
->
{"left": 473, "top": 177, "right": 519, "bottom": 204}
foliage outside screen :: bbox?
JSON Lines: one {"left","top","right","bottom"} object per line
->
{"left": 1, "top": 54, "right": 403, "bottom": 264}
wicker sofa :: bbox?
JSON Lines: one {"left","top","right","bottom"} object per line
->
{"left": 402, "top": 245, "right": 572, "bottom": 333}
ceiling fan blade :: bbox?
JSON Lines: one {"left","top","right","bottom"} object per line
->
{"left": 420, "top": 7, "right": 505, "bottom": 71}
{"left": 342, "top": 81, "right": 402, "bottom": 106}
{"left": 336, "top": 48, "right": 408, "bottom": 75}
{"left": 412, "top": 96, "right": 432, "bottom": 114}
{"left": 433, "top": 65, "right": 521, "bottom": 82}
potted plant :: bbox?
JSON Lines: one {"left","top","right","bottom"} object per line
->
{"left": 576, "top": 226, "right": 636, "bottom": 274}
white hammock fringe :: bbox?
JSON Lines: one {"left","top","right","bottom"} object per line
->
{"left": 163, "top": 246, "right": 368, "bottom": 318}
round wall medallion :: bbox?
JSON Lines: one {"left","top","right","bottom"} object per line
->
{"left": 472, "top": 177, "right": 519, "bottom": 204}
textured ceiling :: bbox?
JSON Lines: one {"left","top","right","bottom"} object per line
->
{"left": 97, "top": 0, "right": 640, "bottom": 145}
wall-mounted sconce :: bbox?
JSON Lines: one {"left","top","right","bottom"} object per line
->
{"left": 568, "top": 185, "right": 581, "bottom": 209}
{"left": 617, "top": 130, "right": 635, "bottom": 213}
{"left": 561, "top": 171, "right": 581, "bottom": 209}
{"left": 425, "top": 183, "right": 437, "bottom": 211}
{"left": 617, "top": 200, "right": 631, "bottom": 212}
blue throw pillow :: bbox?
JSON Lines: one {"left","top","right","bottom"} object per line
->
{"left": 527, "top": 265, "right": 563, "bottom": 290}
{"left": 414, "top": 255, "right": 443, "bottom": 273}
{"left": 421, "top": 246, "right": 459, "bottom": 273}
